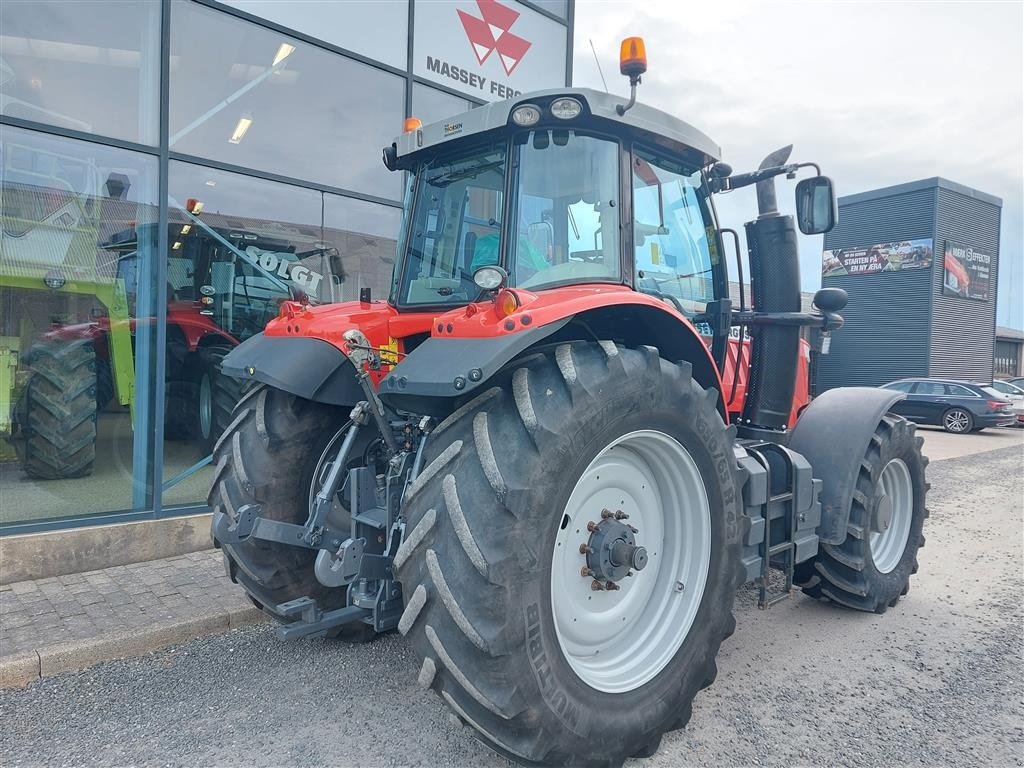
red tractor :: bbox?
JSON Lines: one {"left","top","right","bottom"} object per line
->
{"left": 211, "top": 40, "right": 928, "bottom": 766}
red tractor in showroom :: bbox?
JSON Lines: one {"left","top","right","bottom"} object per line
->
{"left": 210, "top": 39, "right": 928, "bottom": 767}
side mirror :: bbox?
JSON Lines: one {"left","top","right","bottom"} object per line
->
{"left": 795, "top": 176, "right": 837, "bottom": 235}
{"left": 813, "top": 287, "right": 847, "bottom": 313}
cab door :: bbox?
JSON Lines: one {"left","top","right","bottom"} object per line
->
{"left": 630, "top": 146, "right": 727, "bottom": 360}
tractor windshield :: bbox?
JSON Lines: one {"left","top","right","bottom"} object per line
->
{"left": 394, "top": 130, "right": 623, "bottom": 305}
{"left": 508, "top": 130, "right": 621, "bottom": 290}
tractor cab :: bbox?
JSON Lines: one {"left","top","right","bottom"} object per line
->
{"left": 387, "top": 87, "right": 725, "bottom": 338}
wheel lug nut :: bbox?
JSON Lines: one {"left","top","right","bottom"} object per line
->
{"left": 579, "top": 543, "right": 590, "bottom": 555}
{"left": 587, "top": 521, "right": 599, "bottom": 533}
{"left": 591, "top": 580, "right": 606, "bottom": 591}
{"left": 614, "top": 510, "right": 629, "bottom": 520}
{"left": 600, "top": 509, "right": 613, "bottom": 519}
{"left": 581, "top": 566, "right": 593, "bottom": 578}
{"left": 606, "top": 581, "right": 620, "bottom": 591}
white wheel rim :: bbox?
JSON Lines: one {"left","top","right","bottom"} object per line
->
{"left": 199, "top": 373, "right": 213, "bottom": 441}
{"left": 869, "top": 458, "right": 913, "bottom": 574}
{"left": 549, "top": 429, "right": 712, "bottom": 694}
{"left": 944, "top": 410, "right": 969, "bottom": 432}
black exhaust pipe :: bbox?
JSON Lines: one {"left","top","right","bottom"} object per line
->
{"left": 739, "top": 146, "right": 802, "bottom": 440}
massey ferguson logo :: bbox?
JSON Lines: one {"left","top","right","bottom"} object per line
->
{"left": 458, "top": 0, "right": 532, "bottom": 76}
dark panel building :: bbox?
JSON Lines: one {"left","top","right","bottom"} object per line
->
{"left": 818, "top": 178, "right": 1002, "bottom": 390}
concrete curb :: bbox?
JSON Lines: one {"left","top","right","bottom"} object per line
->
{"left": 0, "top": 604, "right": 264, "bottom": 688}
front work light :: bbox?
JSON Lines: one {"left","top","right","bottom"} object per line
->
{"left": 473, "top": 265, "right": 508, "bottom": 291}
{"left": 511, "top": 104, "right": 542, "bottom": 127}
{"left": 43, "top": 269, "right": 65, "bottom": 289}
{"left": 550, "top": 97, "right": 582, "bottom": 120}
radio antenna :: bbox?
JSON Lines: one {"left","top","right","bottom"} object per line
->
{"left": 589, "top": 39, "right": 609, "bottom": 92}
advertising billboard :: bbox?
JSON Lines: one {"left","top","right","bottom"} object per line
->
{"left": 821, "top": 238, "right": 933, "bottom": 277}
{"left": 413, "top": 0, "right": 568, "bottom": 101}
{"left": 942, "top": 241, "right": 992, "bottom": 301}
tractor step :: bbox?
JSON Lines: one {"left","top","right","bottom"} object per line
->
{"left": 735, "top": 441, "right": 822, "bottom": 609}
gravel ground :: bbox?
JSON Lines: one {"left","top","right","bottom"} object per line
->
{"left": 2, "top": 444, "right": 1021, "bottom": 767}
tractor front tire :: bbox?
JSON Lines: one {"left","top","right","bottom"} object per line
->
{"left": 22, "top": 339, "right": 98, "bottom": 480}
{"left": 801, "top": 414, "right": 928, "bottom": 612}
{"left": 209, "top": 384, "right": 374, "bottom": 642}
{"left": 395, "top": 342, "right": 742, "bottom": 766}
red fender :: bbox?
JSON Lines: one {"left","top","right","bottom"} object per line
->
{"left": 431, "top": 285, "right": 728, "bottom": 417}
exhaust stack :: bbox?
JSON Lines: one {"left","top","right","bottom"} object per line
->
{"left": 739, "top": 146, "right": 802, "bottom": 440}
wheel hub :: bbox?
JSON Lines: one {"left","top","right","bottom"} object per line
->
{"left": 869, "top": 458, "right": 914, "bottom": 574}
{"left": 583, "top": 512, "right": 648, "bottom": 585}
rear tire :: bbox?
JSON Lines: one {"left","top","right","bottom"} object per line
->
{"left": 801, "top": 414, "right": 928, "bottom": 612}
{"left": 394, "top": 342, "right": 742, "bottom": 765}
{"left": 209, "top": 384, "right": 374, "bottom": 642}
{"left": 942, "top": 407, "right": 973, "bottom": 433}
{"left": 22, "top": 339, "right": 97, "bottom": 480}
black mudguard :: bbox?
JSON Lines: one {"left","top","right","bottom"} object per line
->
{"left": 788, "top": 386, "right": 906, "bottom": 545}
{"left": 378, "top": 317, "right": 571, "bottom": 415}
{"left": 220, "top": 332, "right": 363, "bottom": 407}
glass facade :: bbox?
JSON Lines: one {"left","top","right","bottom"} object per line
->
{"left": 412, "top": 83, "right": 474, "bottom": 126}
{"left": 0, "top": 0, "right": 571, "bottom": 533}
{"left": 1, "top": 125, "right": 160, "bottom": 524}
{"left": 169, "top": 1, "right": 404, "bottom": 198}
{"left": 0, "top": 0, "right": 161, "bottom": 144}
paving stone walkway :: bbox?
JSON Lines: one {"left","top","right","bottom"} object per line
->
{"left": 0, "top": 550, "right": 256, "bottom": 663}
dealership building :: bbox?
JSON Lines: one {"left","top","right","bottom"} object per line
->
{"left": 818, "top": 177, "right": 1003, "bottom": 391}
{"left": 0, "top": 0, "right": 573, "bottom": 560}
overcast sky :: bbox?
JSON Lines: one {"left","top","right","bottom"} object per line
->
{"left": 572, "top": 0, "right": 1023, "bottom": 329}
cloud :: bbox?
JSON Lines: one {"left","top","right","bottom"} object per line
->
{"left": 573, "top": 0, "right": 1023, "bottom": 328}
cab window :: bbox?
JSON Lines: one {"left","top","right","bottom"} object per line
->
{"left": 507, "top": 130, "right": 621, "bottom": 290}
{"left": 632, "top": 149, "right": 716, "bottom": 317}
{"left": 399, "top": 143, "right": 505, "bottom": 305}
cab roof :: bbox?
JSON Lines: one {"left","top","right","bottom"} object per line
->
{"left": 393, "top": 87, "right": 721, "bottom": 168}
